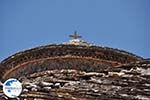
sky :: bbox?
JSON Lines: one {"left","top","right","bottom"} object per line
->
{"left": 0, "top": 0, "right": 150, "bottom": 61}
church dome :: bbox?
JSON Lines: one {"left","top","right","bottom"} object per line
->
{"left": 0, "top": 33, "right": 149, "bottom": 100}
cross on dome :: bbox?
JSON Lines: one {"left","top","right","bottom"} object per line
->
{"left": 69, "top": 31, "right": 82, "bottom": 39}
{"left": 65, "top": 31, "right": 91, "bottom": 46}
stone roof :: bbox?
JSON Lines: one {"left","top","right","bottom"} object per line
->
{"left": 0, "top": 36, "right": 149, "bottom": 100}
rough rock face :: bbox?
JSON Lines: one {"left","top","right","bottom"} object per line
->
{"left": 0, "top": 44, "right": 149, "bottom": 100}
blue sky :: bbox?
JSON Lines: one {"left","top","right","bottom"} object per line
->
{"left": 0, "top": 0, "right": 150, "bottom": 61}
